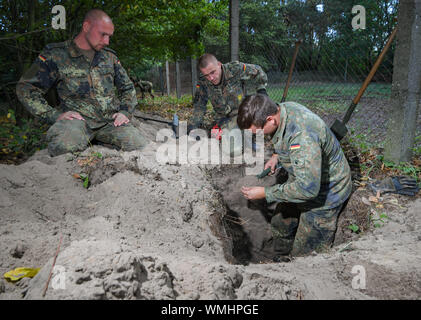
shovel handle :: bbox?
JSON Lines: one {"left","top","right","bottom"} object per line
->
{"left": 352, "top": 26, "right": 398, "bottom": 106}
{"left": 282, "top": 40, "right": 302, "bottom": 103}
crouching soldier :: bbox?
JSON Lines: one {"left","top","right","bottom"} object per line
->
{"left": 238, "top": 94, "right": 352, "bottom": 261}
{"left": 137, "top": 80, "right": 154, "bottom": 100}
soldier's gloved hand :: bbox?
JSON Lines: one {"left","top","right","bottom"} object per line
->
{"left": 257, "top": 88, "right": 268, "bottom": 96}
{"left": 369, "top": 176, "right": 420, "bottom": 196}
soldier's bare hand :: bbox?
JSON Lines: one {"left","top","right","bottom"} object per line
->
{"left": 112, "top": 113, "right": 130, "bottom": 127}
{"left": 241, "top": 186, "right": 265, "bottom": 200}
{"left": 57, "top": 111, "right": 85, "bottom": 121}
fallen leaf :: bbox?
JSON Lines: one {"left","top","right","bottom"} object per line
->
{"left": 361, "top": 197, "right": 371, "bottom": 206}
{"left": 386, "top": 198, "right": 399, "bottom": 205}
{"left": 369, "top": 196, "right": 379, "bottom": 203}
{"left": 72, "top": 173, "right": 81, "bottom": 179}
{"left": 376, "top": 204, "right": 384, "bottom": 209}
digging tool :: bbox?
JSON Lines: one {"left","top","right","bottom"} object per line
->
{"left": 256, "top": 163, "right": 282, "bottom": 179}
{"left": 330, "top": 26, "right": 398, "bottom": 141}
{"left": 281, "top": 40, "right": 302, "bottom": 103}
{"left": 134, "top": 110, "right": 179, "bottom": 138}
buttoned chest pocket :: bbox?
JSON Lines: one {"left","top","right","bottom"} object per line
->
{"left": 94, "top": 65, "right": 115, "bottom": 96}
{"left": 60, "top": 68, "right": 90, "bottom": 97}
{"left": 209, "top": 87, "right": 225, "bottom": 115}
{"left": 224, "top": 81, "right": 244, "bottom": 115}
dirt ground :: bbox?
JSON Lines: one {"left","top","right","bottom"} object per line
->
{"left": 0, "top": 105, "right": 420, "bottom": 300}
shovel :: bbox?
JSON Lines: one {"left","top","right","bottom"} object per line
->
{"left": 331, "top": 26, "right": 398, "bottom": 141}
{"left": 134, "top": 110, "right": 179, "bottom": 138}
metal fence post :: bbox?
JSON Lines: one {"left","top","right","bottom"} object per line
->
{"left": 176, "top": 60, "right": 181, "bottom": 99}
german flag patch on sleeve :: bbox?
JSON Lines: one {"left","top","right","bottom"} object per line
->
{"left": 38, "top": 55, "right": 47, "bottom": 62}
{"left": 290, "top": 143, "right": 301, "bottom": 150}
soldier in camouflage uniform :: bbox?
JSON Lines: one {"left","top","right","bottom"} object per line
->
{"left": 137, "top": 80, "right": 154, "bottom": 100}
{"left": 188, "top": 53, "right": 268, "bottom": 134}
{"left": 16, "top": 9, "right": 148, "bottom": 157}
{"left": 238, "top": 94, "right": 352, "bottom": 259}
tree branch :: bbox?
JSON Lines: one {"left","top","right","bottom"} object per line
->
{"left": 0, "top": 27, "right": 52, "bottom": 41}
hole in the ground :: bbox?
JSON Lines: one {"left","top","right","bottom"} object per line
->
{"left": 207, "top": 164, "right": 288, "bottom": 265}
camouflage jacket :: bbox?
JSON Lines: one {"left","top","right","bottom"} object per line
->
{"left": 16, "top": 40, "right": 137, "bottom": 128}
{"left": 191, "top": 61, "right": 268, "bottom": 127}
{"left": 265, "top": 102, "right": 352, "bottom": 210}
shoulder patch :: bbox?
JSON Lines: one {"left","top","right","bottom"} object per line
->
{"left": 290, "top": 143, "right": 301, "bottom": 150}
{"left": 38, "top": 54, "right": 47, "bottom": 62}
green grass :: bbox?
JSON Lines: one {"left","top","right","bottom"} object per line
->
{"left": 413, "top": 135, "right": 421, "bottom": 156}
{"left": 141, "top": 93, "right": 193, "bottom": 107}
{"left": 268, "top": 82, "right": 391, "bottom": 103}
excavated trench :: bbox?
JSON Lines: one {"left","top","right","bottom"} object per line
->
{"left": 206, "top": 164, "right": 290, "bottom": 265}
{"left": 73, "top": 148, "right": 358, "bottom": 267}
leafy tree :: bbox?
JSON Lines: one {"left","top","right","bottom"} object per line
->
{"left": 0, "top": 0, "right": 227, "bottom": 84}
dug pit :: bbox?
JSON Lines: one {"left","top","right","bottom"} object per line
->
{"left": 206, "top": 164, "right": 289, "bottom": 264}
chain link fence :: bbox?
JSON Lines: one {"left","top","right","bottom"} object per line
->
{"left": 243, "top": 35, "right": 394, "bottom": 114}
{"left": 145, "top": 8, "right": 396, "bottom": 119}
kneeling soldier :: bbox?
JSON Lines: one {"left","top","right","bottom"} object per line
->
{"left": 238, "top": 94, "right": 352, "bottom": 259}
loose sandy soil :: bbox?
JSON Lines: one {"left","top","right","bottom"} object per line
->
{"left": 0, "top": 115, "right": 420, "bottom": 300}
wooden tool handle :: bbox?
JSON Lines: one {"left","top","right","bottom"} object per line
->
{"left": 282, "top": 40, "right": 302, "bottom": 103}
{"left": 352, "top": 26, "right": 397, "bottom": 105}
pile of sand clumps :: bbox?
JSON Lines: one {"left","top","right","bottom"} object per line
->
{"left": 1, "top": 130, "right": 420, "bottom": 300}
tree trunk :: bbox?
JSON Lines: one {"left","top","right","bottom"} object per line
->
{"left": 229, "top": 0, "right": 239, "bottom": 61}
{"left": 26, "top": 0, "right": 37, "bottom": 70}
{"left": 384, "top": 0, "right": 421, "bottom": 162}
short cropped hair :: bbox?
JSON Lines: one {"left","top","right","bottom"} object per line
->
{"left": 237, "top": 94, "right": 279, "bottom": 129}
{"left": 83, "top": 9, "right": 111, "bottom": 24}
{"left": 198, "top": 53, "right": 218, "bottom": 69}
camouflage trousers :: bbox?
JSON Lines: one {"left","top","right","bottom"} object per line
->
{"left": 46, "top": 119, "right": 149, "bottom": 157}
{"left": 270, "top": 202, "right": 343, "bottom": 257}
